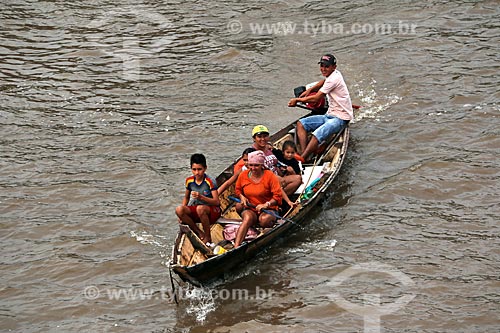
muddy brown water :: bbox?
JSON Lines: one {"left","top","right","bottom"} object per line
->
{"left": 1, "top": 1, "right": 499, "bottom": 332}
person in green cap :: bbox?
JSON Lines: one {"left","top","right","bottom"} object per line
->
{"left": 250, "top": 125, "right": 301, "bottom": 202}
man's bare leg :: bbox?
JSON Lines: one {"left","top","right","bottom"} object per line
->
{"left": 296, "top": 121, "right": 308, "bottom": 155}
{"left": 301, "top": 135, "right": 320, "bottom": 161}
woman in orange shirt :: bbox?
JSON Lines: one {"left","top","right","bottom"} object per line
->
{"left": 234, "top": 151, "right": 282, "bottom": 247}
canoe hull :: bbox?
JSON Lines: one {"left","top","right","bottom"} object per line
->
{"left": 170, "top": 118, "right": 350, "bottom": 286}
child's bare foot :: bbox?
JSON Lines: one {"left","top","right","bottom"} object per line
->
{"left": 201, "top": 237, "right": 212, "bottom": 244}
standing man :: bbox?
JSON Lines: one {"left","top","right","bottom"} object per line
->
{"left": 288, "top": 54, "right": 353, "bottom": 162}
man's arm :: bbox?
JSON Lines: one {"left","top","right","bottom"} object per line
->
{"left": 299, "top": 80, "right": 325, "bottom": 97}
{"left": 288, "top": 90, "right": 325, "bottom": 107}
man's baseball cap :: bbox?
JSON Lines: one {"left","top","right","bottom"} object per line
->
{"left": 252, "top": 125, "right": 269, "bottom": 137}
{"left": 318, "top": 54, "right": 336, "bottom": 66}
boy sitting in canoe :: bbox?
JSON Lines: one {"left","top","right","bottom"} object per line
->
{"left": 175, "top": 153, "right": 221, "bottom": 247}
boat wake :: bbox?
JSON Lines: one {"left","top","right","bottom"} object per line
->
{"left": 130, "top": 230, "right": 169, "bottom": 248}
{"left": 286, "top": 239, "right": 337, "bottom": 254}
{"left": 351, "top": 78, "right": 401, "bottom": 122}
{"left": 131, "top": 230, "right": 218, "bottom": 322}
{"left": 184, "top": 287, "right": 216, "bottom": 323}
{"left": 130, "top": 230, "right": 171, "bottom": 262}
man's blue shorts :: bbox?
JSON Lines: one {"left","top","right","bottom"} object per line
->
{"left": 299, "top": 115, "right": 348, "bottom": 143}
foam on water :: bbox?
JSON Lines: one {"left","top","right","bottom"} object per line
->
{"left": 130, "top": 230, "right": 168, "bottom": 249}
{"left": 352, "top": 78, "right": 402, "bottom": 122}
{"left": 184, "top": 287, "right": 216, "bottom": 323}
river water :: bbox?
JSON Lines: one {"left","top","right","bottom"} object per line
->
{"left": 1, "top": 0, "right": 499, "bottom": 332}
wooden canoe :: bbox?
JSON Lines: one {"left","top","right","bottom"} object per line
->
{"left": 169, "top": 112, "right": 350, "bottom": 286}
